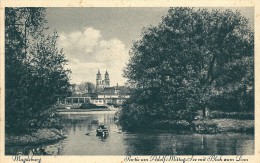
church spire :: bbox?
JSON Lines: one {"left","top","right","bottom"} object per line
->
{"left": 104, "top": 70, "right": 110, "bottom": 87}
{"left": 96, "top": 69, "right": 102, "bottom": 80}
{"left": 105, "top": 70, "right": 109, "bottom": 79}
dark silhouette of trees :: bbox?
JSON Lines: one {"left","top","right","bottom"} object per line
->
{"left": 77, "top": 82, "right": 95, "bottom": 94}
{"left": 120, "top": 8, "right": 253, "bottom": 130}
{"left": 5, "top": 8, "right": 71, "bottom": 134}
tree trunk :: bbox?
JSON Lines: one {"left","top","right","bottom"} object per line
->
{"left": 202, "top": 106, "right": 209, "bottom": 119}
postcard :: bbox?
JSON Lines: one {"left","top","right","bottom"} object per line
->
{"left": 0, "top": 0, "right": 259, "bottom": 163}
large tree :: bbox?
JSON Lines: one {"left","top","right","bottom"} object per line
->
{"left": 121, "top": 7, "right": 253, "bottom": 129}
{"left": 5, "top": 8, "right": 71, "bottom": 134}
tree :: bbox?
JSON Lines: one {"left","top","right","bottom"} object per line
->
{"left": 77, "top": 82, "right": 95, "bottom": 94}
{"left": 121, "top": 7, "right": 253, "bottom": 129}
{"left": 5, "top": 8, "right": 71, "bottom": 134}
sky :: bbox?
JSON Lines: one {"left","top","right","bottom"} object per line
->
{"left": 45, "top": 7, "right": 254, "bottom": 86}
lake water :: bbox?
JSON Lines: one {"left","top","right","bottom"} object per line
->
{"left": 6, "top": 111, "right": 254, "bottom": 155}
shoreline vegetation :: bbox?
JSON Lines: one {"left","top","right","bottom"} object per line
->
{"left": 5, "top": 109, "right": 117, "bottom": 147}
{"left": 123, "top": 119, "right": 254, "bottom": 134}
{"left": 5, "top": 109, "right": 253, "bottom": 148}
{"left": 193, "top": 119, "right": 254, "bottom": 134}
{"left": 5, "top": 8, "right": 71, "bottom": 138}
{"left": 116, "top": 111, "right": 254, "bottom": 134}
{"left": 5, "top": 128, "right": 66, "bottom": 147}
{"left": 56, "top": 108, "right": 114, "bottom": 112}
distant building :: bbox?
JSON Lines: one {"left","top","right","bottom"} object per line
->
{"left": 62, "top": 70, "right": 130, "bottom": 107}
{"left": 96, "top": 69, "right": 110, "bottom": 92}
{"left": 94, "top": 69, "right": 130, "bottom": 106}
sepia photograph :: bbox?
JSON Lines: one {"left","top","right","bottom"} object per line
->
{"left": 3, "top": 7, "right": 255, "bottom": 156}
{"left": 1, "top": 0, "right": 259, "bottom": 162}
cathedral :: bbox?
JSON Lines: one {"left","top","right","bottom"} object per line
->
{"left": 62, "top": 69, "right": 130, "bottom": 107}
{"left": 96, "top": 69, "right": 110, "bottom": 92}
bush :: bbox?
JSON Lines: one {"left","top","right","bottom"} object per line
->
{"left": 107, "top": 103, "right": 120, "bottom": 108}
{"left": 79, "top": 103, "right": 107, "bottom": 109}
{"left": 150, "top": 120, "right": 191, "bottom": 130}
{"left": 118, "top": 98, "right": 197, "bottom": 131}
{"left": 209, "top": 111, "right": 254, "bottom": 120}
{"left": 173, "top": 108, "right": 198, "bottom": 123}
{"left": 118, "top": 102, "right": 147, "bottom": 131}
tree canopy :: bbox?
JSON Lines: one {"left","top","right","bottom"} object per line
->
{"left": 76, "top": 82, "right": 95, "bottom": 94}
{"left": 5, "top": 8, "right": 71, "bottom": 134}
{"left": 120, "top": 7, "right": 254, "bottom": 130}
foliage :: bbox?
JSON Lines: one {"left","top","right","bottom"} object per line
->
{"left": 209, "top": 111, "right": 254, "bottom": 120}
{"left": 79, "top": 103, "right": 107, "bottom": 109}
{"left": 119, "top": 89, "right": 197, "bottom": 130}
{"left": 5, "top": 8, "right": 71, "bottom": 134}
{"left": 120, "top": 7, "right": 254, "bottom": 130}
{"left": 193, "top": 119, "right": 254, "bottom": 133}
{"left": 76, "top": 81, "right": 95, "bottom": 94}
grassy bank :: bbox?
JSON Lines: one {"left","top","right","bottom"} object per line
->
{"left": 5, "top": 128, "right": 66, "bottom": 147}
{"left": 209, "top": 111, "right": 254, "bottom": 120}
{"left": 192, "top": 119, "right": 254, "bottom": 134}
{"left": 119, "top": 118, "right": 254, "bottom": 134}
{"left": 57, "top": 108, "right": 108, "bottom": 112}
{"left": 57, "top": 108, "right": 118, "bottom": 113}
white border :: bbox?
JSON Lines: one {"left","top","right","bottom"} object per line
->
{"left": 0, "top": 0, "right": 259, "bottom": 163}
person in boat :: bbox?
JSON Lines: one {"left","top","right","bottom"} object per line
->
{"left": 97, "top": 124, "right": 109, "bottom": 135}
{"left": 98, "top": 124, "right": 107, "bottom": 129}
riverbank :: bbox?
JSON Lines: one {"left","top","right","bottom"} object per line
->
{"left": 5, "top": 128, "right": 66, "bottom": 147}
{"left": 57, "top": 109, "right": 118, "bottom": 115}
{"left": 192, "top": 119, "right": 254, "bottom": 134}
{"left": 57, "top": 108, "right": 107, "bottom": 112}
{"left": 121, "top": 119, "right": 254, "bottom": 134}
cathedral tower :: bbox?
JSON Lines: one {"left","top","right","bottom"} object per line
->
{"left": 104, "top": 70, "right": 110, "bottom": 87}
{"left": 96, "top": 69, "right": 102, "bottom": 91}
{"left": 96, "top": 69, "right": 110, "bottom": 92}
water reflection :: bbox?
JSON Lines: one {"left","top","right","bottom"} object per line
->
{"left": 6, "top": 111, "right": 254, "bottom": 155}
{"left": 61, "top": 112, "right": 116, "bottom": 135}
{"left": 122, "top": 133, "right": 254, "bottom": 155}
{"left": 96, "top": 134, "right": 109, "bottom": 142}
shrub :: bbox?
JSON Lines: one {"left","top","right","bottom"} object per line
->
{"left": 209, "top": 111, "right": 254, "bottom": 120}
{"left": 79, "top": 103, "right": 107, "bottom": 109}
{"left": 118, "top": 98, "right": 197, "bottom": 131}
{"left": 173, "top": 108, "right": 198, "bottom": 123}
